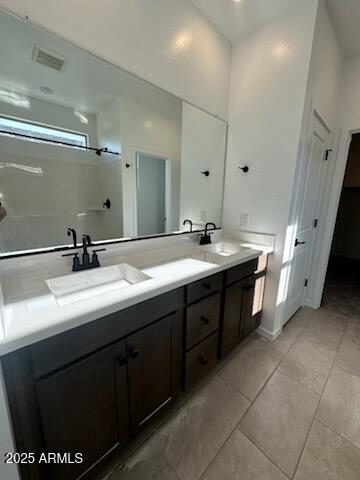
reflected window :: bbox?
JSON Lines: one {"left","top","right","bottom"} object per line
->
{"left": 0, "top": 115, "right": 88, "bottom": 148}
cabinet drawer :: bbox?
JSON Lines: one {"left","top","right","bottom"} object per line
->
{"left": 186, "top": 293, "right": 220, "bottom": 350}
{"left": 226, "top": 259, "right": 257, "bottom": 285}
{"left": 187, "top": 273, "right": 222, "bottom": 304}
{"left": 184, "top": 333, "right": 218, "bottom": 391}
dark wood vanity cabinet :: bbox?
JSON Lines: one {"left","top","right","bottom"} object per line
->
{"left": 36, "top": 341, "right": 130, "bottom": 480}
{"left": 2, "top": 258, "right": 266, "bottom": 480}
{"left": 219, "top": 260, "right": 266, "bottom": 358}
{"left": 126, "top": 312, "right": 181, "bottom": 436}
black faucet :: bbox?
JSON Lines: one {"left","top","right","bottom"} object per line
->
{"left": 62, "top": 234, "right": 106, "bottom": 271}
{"left": 199, "top": 222, "right": 217, "bottom": 245}
{"left": 183, "top": 219, "right": 193, "bottom": 232}
{"left": 67, "top": 228, "right": 77, "bottom": 248}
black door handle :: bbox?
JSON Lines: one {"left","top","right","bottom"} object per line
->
{"left": 130, "top": 348, "right": 140, "bottom": 359}
{"left": 295, "top": 239, "right": 306, "bottom": 247}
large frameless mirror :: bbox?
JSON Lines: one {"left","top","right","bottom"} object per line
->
{"left": 0, "top": 9, "right": 227, "bottom": 256}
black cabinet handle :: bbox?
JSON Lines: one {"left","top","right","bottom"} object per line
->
{"left": 130, "top": 348, "right": 140, "bottom": 359}
{"left": 117, "top": 356, "right": 127, "bottom": 366}
{"left": 200, "top": 316, "right": 210, "bottom": 325}
{"left": 199, "top": 356, "right": 208, "bottom": 366}
{"left": 202, "top": 282, "right": 212, "bottom": 290}
{"left": 295, "top": 239, "right": 306, "bottom": 247}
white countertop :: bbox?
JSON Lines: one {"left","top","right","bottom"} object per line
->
{"left": 0, "top": 237, "right": 273, "bottom": 356}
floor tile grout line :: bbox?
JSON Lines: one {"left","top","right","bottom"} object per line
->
{"left": 197, "top": 374, "right": 260, "bottom": 480}
{"left": 199, "top": 372, "right": 291, "bottom": 480}
{"left": 275, "top": 367, "right": 324, "bottom": 396}
{"left": 208, "top": 310, "right": 316, "bottom": 480}
{"left": 231, "top": 309, "right": 325, "bottom": 480}
{"left": 216, "top": 372, "right": 253, "bottom": 403}
{"left": 291, "top": 308, "right": 350, "bottom": 479}
{"left": 237, "top": 428, "right": 292, "bottom": 479}
{"left": 197, "top": 318, "right": 310, "bottom": 480}
{"left": 332, "top": 360, "right": 360, "bottom": 380}
{"left": 315, "top": 417, "right": 360, "bottom": 451}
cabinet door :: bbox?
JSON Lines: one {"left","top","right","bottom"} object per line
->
{"left": 242, "top": 274, "right": 265, "bottom": 338}
{"left": 127, "top": 312, "right": 181, "bottom": 435}
{"left": 36, "top": 341, "right": 129, "bottom": 480}
{"left": 220, "top": 279, "right": 246, "bottom": 357}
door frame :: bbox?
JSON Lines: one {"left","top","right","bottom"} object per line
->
{"left": 279, "top": 100, "right": 332, "bottom": 327}
{"left": 134, "top": 150, "right": 171, "bottom": 237}
{"left": 309, "top": 126, "right": 359, "bottom": 308}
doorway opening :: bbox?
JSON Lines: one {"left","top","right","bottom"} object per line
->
{"left": 135, "top": 152, "right": 170, "bottom": 237}
{"left": 322, "top": 132, "right": 360, "bottom": 317}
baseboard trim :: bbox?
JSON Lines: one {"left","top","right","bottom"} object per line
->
{"left": 256, "top": 325, "right": 282, "bottom": 342}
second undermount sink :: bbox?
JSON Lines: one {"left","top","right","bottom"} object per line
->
{"left": 199, "top": 241, "right": 252, "bottom": 257}
{"left": 46, "top": 263, "right": 152, "bottom": 305}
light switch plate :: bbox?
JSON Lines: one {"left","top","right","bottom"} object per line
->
{"left": 200, "top": 210, "right": 207, "bottom": 222}
{"left": 240, "top": 213, "right": 249, "bottom": 228}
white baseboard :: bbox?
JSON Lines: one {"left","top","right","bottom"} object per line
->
{"left": 256, "top": 325, "right": 283, "bottom": 342}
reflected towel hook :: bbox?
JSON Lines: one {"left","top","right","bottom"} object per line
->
{"left": 125, "top": 163, "right": 131, "bottom": 168}
{"left": 238, "top": 165, "right": 249, "bottom": 173}
{"left": 103, "top": 199, "right": 111, "bottom": 209}
{"left": 201, "top": 170, "right": 210, "bottom": 177}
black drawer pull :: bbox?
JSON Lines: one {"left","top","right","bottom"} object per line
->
{"left": 202, "top": 282, "right": 212, "bottom": 290}
{"left": 130, "top": 348, "right": 140, "bottom": 359}
{"left": 117, "top": 356, "right": 127, "bottom": 366}
{"left": 200, "top": 316, "right": 210, "bottom": 325}
{"left": 199, "top": 356, "right": 208, "bottom": 366}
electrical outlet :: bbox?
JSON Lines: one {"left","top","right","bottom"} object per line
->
{"left": 200, "top": 210, "right": 207, "bottom": 222}
{"left": 240, "top": 213, "right": 249, "bottom": 228}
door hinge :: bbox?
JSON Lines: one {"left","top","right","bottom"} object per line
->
{"left": 313, "top": 218, "right": 318, "bottom": 228}
{"left": 324, "top": 149, "right": 332, "bottom": 160}
{"left": 304, "top": 279, "right": 308, "bottom": 287}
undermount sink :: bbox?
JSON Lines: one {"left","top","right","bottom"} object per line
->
{"left": 46, "top": 263, "right": 152, "bottom": 305}
{"left": 199, "top": 241, "right": 251, "bottom": 257}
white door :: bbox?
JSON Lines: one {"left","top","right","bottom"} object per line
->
{"left": 284, "top": 114, "right": 330, "bottom": 323}
{"left": 136, "top": 153, "right": 166, "bottom": 236}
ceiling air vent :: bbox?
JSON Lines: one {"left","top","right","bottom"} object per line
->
{"left": 32, "top": 45, "right": 66, "bottom": 72}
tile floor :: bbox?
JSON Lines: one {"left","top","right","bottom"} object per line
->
{"left": 107, "top": 306, "right": 360, "bottom": 480}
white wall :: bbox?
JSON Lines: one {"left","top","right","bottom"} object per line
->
{"left": 98, "top": 96, "right": 182, "bottom": 238}
{"left": 0, "top": 0, "right": 231, "bottom": 120}
{"left": 306, "top": 0, "right": 342, "bottom": 129}
{"left": 180, "top": 102, "right": 227, "bottom": 228}
{"left": 337, "top": 56, "right": 360, "bottom": 131}
{"left": 223, "top": 0, "right": 319, "bottom": 337}
{"left": 97, "top": 101, "right": 124, "bottom": 239}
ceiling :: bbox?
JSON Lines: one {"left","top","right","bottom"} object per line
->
{"left": 189, "top": 0, "right": 304, "bottom": 44}
{"left": 0, "top": 10, "right": 181, "bottom": 117}
{"left": 326, "top": 0, "right": 360, "bottom": 59}
{"left": 190, "top": 0, "right": 360, "bottom": 59}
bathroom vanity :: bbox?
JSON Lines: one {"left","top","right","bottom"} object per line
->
{"left": 0, "top": 238, "right": 269, "bottom": 480}
{"left": 0, "top": 9, "right": 274, "bottom": 480}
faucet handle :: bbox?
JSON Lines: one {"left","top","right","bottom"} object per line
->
{"left": 62, "top": 252, "right": 81, "bottom": 271}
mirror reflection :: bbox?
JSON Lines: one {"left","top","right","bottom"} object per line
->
{"left": 0, "top": 10, "right": 227, "bottom": 255}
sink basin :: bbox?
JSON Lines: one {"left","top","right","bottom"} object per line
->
{"left": 199, "top": 242, "right": 251, "bottom": 257}
{"left": 46, "top": 263, "right": 152, "bottom": 305}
